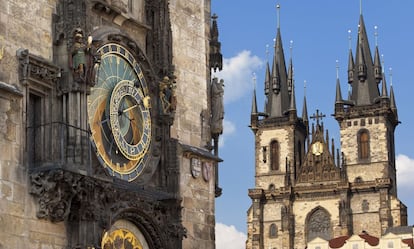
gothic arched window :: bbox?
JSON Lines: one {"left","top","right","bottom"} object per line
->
{"left": 269, "top": 223, "right": 277, "bottom": 238}
{"left": 270, "top": 140, "right": 280, "bottom": 171}
{"left": 358, "top": 129, "right": 370, "bottom": 160}
{"left": 306, "top": 207, "right": 331, "bottom": 242}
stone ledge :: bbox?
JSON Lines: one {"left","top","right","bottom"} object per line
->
{"left": 0, "top": 81, "right": 23, "bottom": 96}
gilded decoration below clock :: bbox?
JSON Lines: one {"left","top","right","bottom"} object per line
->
{"left": 101, "top": 228, "right": 143, "bottom": 249}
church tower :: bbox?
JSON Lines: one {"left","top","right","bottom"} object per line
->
{"left": 246, "top": 5, "right": 407, "bottom": 249}
{"left": 247, "top": 5, "right": 308, "bottom": 249}
{"left": 333, "top": 13, "right": 406, "bottom": 235}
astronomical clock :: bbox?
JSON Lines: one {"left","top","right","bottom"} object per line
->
{"left": 87, "top": 42, "right": 157, "bottom": 182}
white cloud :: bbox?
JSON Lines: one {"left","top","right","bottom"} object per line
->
{"left": 396, "top": 154, "right": 414, "bottom": 188}
{"left": 214, "top": 50, "right": 263, "bottom": 104}
{"left": 216, "top": 223, "right": 247, "bottom": 249}
{"left": 218, "top": 119, "right": 236, "bottom": 148}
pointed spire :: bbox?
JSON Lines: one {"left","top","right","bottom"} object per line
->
{"left": 336, "top": 61, "right": 344, "bottom": 104}
{"left": 390, "top": 85, "right": 397, "bottom": 112}
{"left": 251, "top": 74, "right": 258, "bottom": 115}
{"left": 265, "top": 3, "right": 290, "bottom": 118}
{"left": 349, "top": 13, "right": 380, "bottom": 105}
{"left": 271, "top": 50, "right": 281, "bottom": 92}
{"left": 289, "top": 79, "right": 296, "bottom": 112}
{"left": 265, "top": 61, "right": 271, "bottom": 95}
{"left": 374, "top": 46, "right": 382, "bottom": 83}
{"left": 210, "top": 14, "right": 223, "bottom": 72}
{"left": 373, "top": 26, "right": 382, "bottom": 83}
{"left": 381, "top": 72, "right": 388, "bottom": 98}
{"left": 347, "top": 30, "right": 355, "bottom": 84}
{"left": 389, "top": 68, "right": 398, "bottom": 114}
{"left": 379, "top": 54, "right": 388, "bottom": 97}
{"left": 288, "top": 40, "right": 294, "bottom": 93}
{"left": 302, "top": 81, "right": 309, "bottom": 123}
{"left": 356, "top": 37, "right": 367, "bottom": 80}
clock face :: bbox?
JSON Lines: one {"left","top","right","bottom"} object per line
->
{"left": 88, "top": 43, "right": 152, "bottom": 181}
{"left": 311, "top": 141, "right": 323, "bottom": 156}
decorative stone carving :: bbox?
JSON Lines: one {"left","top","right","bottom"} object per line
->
{"left": 159, "top": 76, "right": 177, "bottom": 114}
{"left": 29, "top": 169, "right": 186, "bottom": 248}
{"left": 211, "top": 77, "right": 224, "bottom": 136}
{"left": 307, "top": 208, "right": 331, "bottom": 242}
{"left": 17, "top": 48, "right": 61, "bottom": 88}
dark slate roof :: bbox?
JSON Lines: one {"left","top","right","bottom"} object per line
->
{"left": 385, "top": 226, "right": 413, "bottom": 235}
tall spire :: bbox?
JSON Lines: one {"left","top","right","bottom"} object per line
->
{"left": 302, "top": 80, "right": 309, "bottom": 124}
{"left": 347, "top": 30, "right": 355, "bottom": 85}
{"left": 251, "top": 73, "right": 258, "bottom": 115}
{"left": 373, "top": 26, "right": 382, "bottom": 83}
{"left": 288, "top": 40, "right": 294, "bottom": 93}
{"left": 265, "top": 4, "right": 290, "bottom": 118}
{"left": 289, "top": 78, "right": 296, "bottom": 112}
{"left": 380, "top": 55, "right": 388, "bottom": 98}
{"left": 348, "top": 14, "right": 380, "bottom": 105}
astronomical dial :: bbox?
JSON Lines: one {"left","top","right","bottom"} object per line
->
{"left": 88, "top": 43, "right": 152, "bottom": 181}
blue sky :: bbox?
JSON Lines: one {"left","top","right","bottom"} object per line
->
{"left": 211, "top": 1, "right": 414, "bottom": 248}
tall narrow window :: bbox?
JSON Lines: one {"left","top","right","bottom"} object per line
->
{"left": 269, "top": 223, "right": 277, "bottom": 238}
{"left": 358, "top": 130, "right": 370, "bottom": 160}
{"left": 270, "top": 140, "right": 279, "bottom": 171}
{"left": 27, "top": 93, "right": 43, "bottom": 166}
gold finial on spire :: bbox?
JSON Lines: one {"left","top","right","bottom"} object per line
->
{"left": 389, "top": 67, "right": 393, "bottom": 86}
{"left": 253, "top": 72, "right": 257, "bottom": 90}
{"left": 360, "top": 0, "right": 363, "bottom": 15}
{"left": 336, "top": 60, "right": 340, "bottom": 79}
{"left": 348, "top": 29, "right": 352, "bottom": 50}
{"left": 276, "top": 3, "right": 281, "bottom": 29}
{"left": 289, "top": 40, "right": 293, "bottom": 58}
{"left": 374, "top": 25, "right": 379, "bottom": 46}
{"left": 381, "top": 54, "right": 385, "bottom": 73}
{"left": 304, "top": 80, "right": 307, "bottom": 97}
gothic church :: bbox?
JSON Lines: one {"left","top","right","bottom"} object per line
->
{"left": 246, "top": 7, "right": 407, "bottom": 249}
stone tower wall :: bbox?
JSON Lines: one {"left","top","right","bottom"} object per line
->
{"left": 255, "top": 126, "right": 294, "bottom": 189}
{"left": 169, "top": 1, "right": 216, "bottom": 248}
{"left": 0, "top": 0, "right": 67, "bottom": 248}
{"left": 169, "top": 0, "right": 211, "bottom": 148}
{"left": 350, "top": 191, "right": 382, "bottom": 236}
{"left": 339, "top": 116, "right": 391, "bottom": 182}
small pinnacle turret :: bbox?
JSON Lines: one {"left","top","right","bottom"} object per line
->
{"left": 210, "top": 14, "right": 223, "bottom": 72}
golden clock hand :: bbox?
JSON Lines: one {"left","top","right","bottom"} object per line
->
{"left": 121, "top": 104, "right": 138, "bottom": 114}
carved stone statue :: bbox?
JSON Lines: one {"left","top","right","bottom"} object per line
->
{"left": 211, "top": 77, "right": 224, "bottom": 136}
{"left": 70, "top": 28, "right": 87, "bottom": 82}
{"left": 69, "top": 28, "right": 100, "bottom": 87}
{"left": 159, "top": 76, "right": 176, "bottom": 114}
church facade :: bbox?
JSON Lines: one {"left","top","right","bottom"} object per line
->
{"left": 246, "top": 8, "right": 407, "bottom": 249}
{"left": 0, "top": 0, "right": 223, "bottom": 248}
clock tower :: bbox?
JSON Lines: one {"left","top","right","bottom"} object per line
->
{"left": 0, "top": 0, "right": 223, "bottom": 248}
